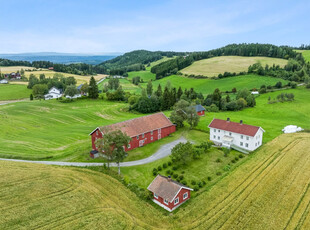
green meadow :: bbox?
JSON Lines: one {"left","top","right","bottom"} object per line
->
{"left": 295, "top": 49, "right": 310, "bottom": 62}
{"left": 0, "top": 84, "right": 31, "bottom": 100}
{"left": 97, "top": 78, "right": 142, "bottom": 94}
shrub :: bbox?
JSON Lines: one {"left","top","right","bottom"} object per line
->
{"left": 202, "top": 180, "right": 206, "bottom": 185}
{"left": 172, "top": 166, "right": 177, "bottom": 171}
{"left": 239, "top": 154, "right": 244, "bottom": 158}
{"left": 181, "top": 171, "right": 185, "bottom": 174}
{"left": 153, "top": 171, "right": 157, "bottom": 176}
{"left": 198, "top": 182, "right": 203, "bottom": 188}
{"left": 176, "top": 178, "right": 181, "bottom": 182}
{"left": 223, "top": 148, "right": 230, "bottom": 157}
{"left": 234, "top": 157, "right": 239, "bottom": 161}
{"left": 170, "top": 171, "right": 174, "bottom": 176}
{"left": 194, "top": 185, "right": 200, "bottom": 191}
{"left": 157, "top": 166, "right": 162, "bottom": 171}
{"left": 191, "top": 180, "right": 196, "bottom": 185}
{"left": 216, "top": 172, "right": 222, "bottom": 176}
{"left": 216, "top": 158, "right": 222, "bottom": 163}
{"left": 173, "top": 174, "right": 178, "bottom": 179}
{"left": 306, "top": 83, "right": 310, "bottom": 89}
{"left": 163, "top": 163, "right": 167, "bottom": 169}
{"left": 152, "top": 168, "right": 157, "bottom": 172}
{"left": 166, "top": 170, "right": 171, "bottom": 175}
{"left": 223, "top": 165, "right": 231, "bottom": 172}
{"left": 168, "top": 161, "right": 172, "bottom": 166}
{"left": 231, "top": 159, "right": 236, "bottom": 163}
{"left": 181, "top": 180, "right": 187, "bottom": 185}
{"left": 179, "top": 175, "right": 184, "bottom": 180}
{"left": 207, "top": 176, "right": 212, "bottom": 181}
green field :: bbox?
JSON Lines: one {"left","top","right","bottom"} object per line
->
{"left": 296, "top": 50, "right": 310, "bottom": 62}
{"left": 1, "top": 133, "right": 310, "bottom": 229}
{"left": 141, "top": 74, "right": 288, "bottom": 95}
{"left": 97, "top": 78, "right": 142, "bottom": 94}
{"left": 181, "top": 56, "right": 288, "bottom": 77}
{"left": 127, "top": 70, "right": 156, "bottom": 81}
{"left": 0, "top": 84, "right": 32, "bottom": 100}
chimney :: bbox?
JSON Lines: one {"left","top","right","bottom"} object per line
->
{"left": 168, "top": 175, "right": 172, "bottom": 182}
{"left": 240, "top": 120, "right": 243, "bottom": 124}
{"left": 227, "top": 118, "right": 230, "bottom": 122}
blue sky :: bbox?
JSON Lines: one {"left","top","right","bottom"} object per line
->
{"left": 1, "top": 0, "right": 309, "bottom": 53}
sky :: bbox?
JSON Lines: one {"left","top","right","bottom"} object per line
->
{"left": 0, "top": 0, "right": 310, "bottom": 53}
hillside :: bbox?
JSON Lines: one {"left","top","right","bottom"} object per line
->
{"left": 180, "top": 56, "right": 288, "bottom": 77}
{"left": 296, "top": 50, "right": 310, "bottom": 62}
{"left": 1, "top": 133, "right": 310, "bottom": 229}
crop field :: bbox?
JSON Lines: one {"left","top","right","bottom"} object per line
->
{"left": 296, "top": 50, "right": 310, "bottom": 62}
{"left": 141, "top": 74, "right": 288, "bottom": 95}
{"left": 180, "top": 56, "right": 288, "bottom": 77}
{"left": 0, "top": 66, "right": 35, "bottom": 72}
{"left": 0, "top": 84, "right": 31, "bottom": 100}
{"left": 1, "top": 133, "right": 309, "bottom": 229}
{"left": 97, "top": 78, "right": 142, "bottom": 94}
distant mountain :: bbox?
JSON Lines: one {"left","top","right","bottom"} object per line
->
{"left": 0, "top": 52, "right": 121, "bottom": 65}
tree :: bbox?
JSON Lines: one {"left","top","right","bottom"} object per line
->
{"left": 170, "top": 142, "right": 194, "bottom": 166}
{"left": 155, "top": 84, "right": 162, "bottom": 97}
{"left": 27, "top": 74, "right": 39, "bottom": 89}
{"left": 65, "top": 76, "right": 77, "bottom": 86}
{"left": 177, "top": 87, "right": 183, "bottom": 100}
{"left": 161, "top": 86, "right": 171, "bottom": 110}
{"left": 30, "top": 94, "right": 33, "bottom": 101}
{"left": 88, "top": 76, "right": 99, "bottom": 99}
{"left": 147, "top": 80, "right": 153, "bottom": 96}
{"left": 80, "top": 83, "right": 89, "bottom": 95}
{"left": 275, "top": 81, "right": 282, "bottom": 88}
{"left": 64, "top": 85, "right": 78, "bottom": 98}
{"left": 232, "top": 88, "right": 237, "bottom": 93}
{"left": 186, "top": 105, "right": 200, "bottom": 129}
{"left": 170, "top": 99, "right": 190, "bottom": 127}
{"left": 32, "top": 84, "right": 48, "bottom": 99}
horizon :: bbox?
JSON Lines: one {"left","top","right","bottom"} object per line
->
{"left": 1, "top": 0, "right": 310, "bottom": 53}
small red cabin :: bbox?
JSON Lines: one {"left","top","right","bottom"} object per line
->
{"left": 193, "top": 104, "right": 206, "bottom": 116}
{"left": 147, "top": 175, "right": 193, "bottom": 212}
{"left": 89, "top": 113, "right": 176, "bottom": 156}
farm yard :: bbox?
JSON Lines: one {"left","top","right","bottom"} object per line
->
{"left": 1, "top": 133, "right": 310, "bottom": 229}
{"left": 180, "top": 56, "right": 288, "bottom": 77}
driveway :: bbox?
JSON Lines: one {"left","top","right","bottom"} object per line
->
{"left": 0, "top": 137, "right": 187, "bottom": 167}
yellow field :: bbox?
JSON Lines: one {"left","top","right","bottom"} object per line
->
{"left": 0, "top": 66, "right": 35, "bottom": 72}
{"left": 1, "top": 133, "right": 309, "bottom": 229}
{"left": 181, "top": 56, "right": 288, "bottom": 77}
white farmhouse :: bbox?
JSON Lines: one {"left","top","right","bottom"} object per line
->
{"left": 208, "top": 118, "right": 265, "bottom": 153}
{"left": 0, "top": 79, "right": 8, "bottom": 84}
{"left": 44, "top": 87, "right": 62, "bottom": 100}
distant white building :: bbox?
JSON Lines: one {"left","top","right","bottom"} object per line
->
{"left": 282, "top": 125, "right": 303, "bottom": 134}
{"left": 0, "top": 79, "right": 8, "bottom": 84}
{"left": 44, "top": 87, "right": 62, "bottom": 100}
{"left": 65, "top": 94, "right": 82, "bottom": 99}
{"left": 251, "top": 91, "right": 259, "bottom": 95}
{"left": 208, "top": 118, "right": 265, "bottom": 153}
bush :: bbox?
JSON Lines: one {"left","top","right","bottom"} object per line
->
{"left": 166, "top": 170, "right": 171, "bottom": 175}
{"left": 191, "top": 180, "right": 196, "bottom": 185}
{"left": 194, "top": 185, "right": 200, "bottom": 191}
{"left": 231, "top": 159, "right": 236, "bottom": 163}
{"left": 216, "top": 158, "right": 222, "bottom": 163}
{"left": 202, "top": 180, "right": 206, "bottom": 186}
{"left": 198, "top": 182, "right": 203, "bottom": 188}
{"left": 234, "top": 157, "right": 239, "bottom": 161}
{"left": 179, "top": 175, "right": 184, "bottom": 180}
{"left": 157, "top": 166, "right": 162, "bottom": 171}
{"left": 223, "top": 148, "right": 230, "bottom": 157}
{"left": 163, "top": 163, "right": 167, "bottom": 169}
{"left": 153, "top": 171, "right": 157, "bottom": 176}
{"left": 239, "top": 154, "right": 244, "bottom": 158}
{"left": 207, "top": 176, "right": 212, "bottom": 181}
{"left": 173, "top": 174, "right": 178, "bottom": 179}
{"left": 306, "top": 83, "right": 310, "bottom": 89}
{"left": 216, "top": 172, "right": 222, "bottom": 176}
{"left": 181, "top": 180, "right": 187, "bottom": 185}
{"left": 172, "top": 166, "right": 177, "bottom": 171}
{"left": 168, "top": 161, "right": 172, "bottom": 166}
{"left": 223, "top": 165, "right": 231, "bottom": 172}
{"left": 181, "top": 171, "right": 185, "bottom": 174}
{"left": 152, "top": 168, "right": 157, "bottom": 172}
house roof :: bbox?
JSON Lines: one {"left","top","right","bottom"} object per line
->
{"left": 77, "top": 84, "right": 83, "bottom": 90}
{"left": 192, "top": 104, "right": 205, "bottom": 112}
{"left": 90, "top": 112, "right": 174, "bottom": 137}
{"left": 147, "top": 175, "right": 193, "bottom": 202}
{"left": 208, "top": 118, "right": 263, "bottom": 137}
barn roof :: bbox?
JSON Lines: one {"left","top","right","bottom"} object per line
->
{"left": 90, "top": 112, "right": 174, "bottom": 137}
{"left": 208, "top": 118, "right": 264, "bottom": 137}
{"left": 147, "top": 175, "right": 193, "bottom": 202}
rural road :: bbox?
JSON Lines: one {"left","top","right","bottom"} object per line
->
{"left": 0, "top": 137, "right": 187, "bottom": 167}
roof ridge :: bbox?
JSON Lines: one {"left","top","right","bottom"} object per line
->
{"left": 212, "top": 118, "right": 260, "bottom": 129}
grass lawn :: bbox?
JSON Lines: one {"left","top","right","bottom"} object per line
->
{"left": 97, "top": 78, "right": 141, "bottom": 94}
{"left": 0, "top": 84, "right": 31, "bottom": 100}
{"left": 127, "top": 70, "right": 156, "bottom": 81}
{"left": 295, "top": 50, "right": 310, "bottom": 62}
{"left": 141, "top": 74, "right": 288, "bottom": 95}
{"left": 181, "top": 56, "right": 288, "bottom": 77}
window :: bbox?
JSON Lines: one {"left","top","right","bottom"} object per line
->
{"left": 213, "top": 135, "right": 216, "bottom": 139}
{"left": 142, "top": 133, "right": 145, "bottom": 138}
{"left": 151, "top": 136, "right": 153, "bottom": 141}
{"left": 255, "top": 143, "right": 257, "bottom": 147}
{"left": 214, "top": 129, "right": 216, "bottom": 132}
{"left": 127, "top": 144, "right": 131, "bottom": 149}
{"left": 151, "top": 131, "right": 153, "bottom": 135}
{"left": 158, "top": 129, "right": 161, "bottom": 134}
{"left": 258, "top": 141, "right": 260, "bottom": 145}
{"left": 218, "top": 136, "right": 220, "bottom": 140}
{"left": 246, "top": 136, "right": 249, "bottom": 141}
{"left": 240, "top": 142, "right": 243, "bottom": 146}
{"left": 245, "top": 143, "right": 248, "bottom": 148}
{"left": 154, "top": 193, "right": 158, "bottom": 199}
{"left": 218, "top": 129, "right": 220, "bottom": 133}
{"left": 241, "top": 135, "right": 243, "bottom": 139}
{"left": 96, "top": 130, "right": 98, "bottom": 135}
{"left": 174, "top": 198, "right": 179, "bottom": 205}
{"left": 137, "top": 136, "right": 139, "bottom": 140}
{"left": 229, "top": 132, "right": 232, "bottom": 136}
{"left": 183, "top": 192, "right": 188, "bottom": 200}
{"left": 164, "top": 199, "right": 169, "bottom": 205}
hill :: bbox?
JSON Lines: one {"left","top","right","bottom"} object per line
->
{"left": 180, "top": 56, "right": 288, "bottom": 77}
{"left": 1, "top": 133, "right": 310, "bottom": 229}
{"left": 295, "top": 50, "right": 310, "bottom": 62}
{"left": 0, "top": 84, "right": 31, "bottom": 100}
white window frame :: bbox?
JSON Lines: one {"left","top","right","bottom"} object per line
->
{"left": 240, "top": 142, "right": 243, "bottom": 146}
{"left": 214, "top": 129, "right": 216, "bottom": 132}
{"left": 174, "top": 197, "right": 179, "bottom": 205}
{"left": 158, "top": 129, "right": 161, "bottom": 134}
{"left": 96, "top": 130, "right": 98, "bottom": 135}
{"left": 245, "top": 143, "right": 248, "bottom": 148}
{"left": 142, "top": 133, "right": 145, "bottom": 138}
{"left": 164, "top": 199, "right": 169, "bottom": 205}
{"left": 213, "top": 135, "right": 216, "bottom": 139}
{"left": 137, "top": 136, "right": 139, "bottom": 140}
{"left": 217, "top": 136, "right": 220, "bottom": 140}
{"left": 154, "top": 193, "right": 158, "bottom": 199}
{"left": 183, "top": 192, "right": 188, "bottom": 200}
{"left": 229, "top": 132, "right": 232, "bottom": 136}
{"left": 151, "top": 130, "right": 153, "bottom": 135}
{"left": 151, "top": 136, "right": 153, "bottom": 141}
{"left": 218, "top": 129, "right": 220, "bottom": 133}
{"left": 241, "top": 135, "right": 243, "bottom": 139}
{"left": 246, "top": 136, "right": 249, "bottom": 141}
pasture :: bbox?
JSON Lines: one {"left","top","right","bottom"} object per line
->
{"left": 1, "top": 133, "right": 309, "bottom": 229}
{"left": 296, "top": 50, "right": 310, "bottom": 62}
{"left": 180, "top": 56, "right": 288, "bottom": 77}
{"left": 97, "top": 78, "right": 142, "bottom": 94}
{"left": 0, "top": 66, "right": 34, "bottom": 72}
{"left": 0, "top": 84, "right": 31, "bottom": 100}
{"left": 141, "top": 74, "right": 288, "bottom": 95}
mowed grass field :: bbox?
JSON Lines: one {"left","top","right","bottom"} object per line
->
{"left": 97, "top": 78, "right": 142, "bottom": 94}
{"left": 181, "top": 56, "right": 288, "bottom": 77}
{"left": 1, "top": 133, "right": 310, "bottom": 229}
{"left": 0, "top": 66, "right": 35, "bottom": 72}
{"left": 296, "top": 50, "right": 310, "bottom": 62}
{"left": 141, "top": 74, "right": 288, "bottom": 95}
{"left": 0, "top": 84, "right": 31, "bottom": 100}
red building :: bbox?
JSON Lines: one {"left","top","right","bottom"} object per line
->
{"left": 89, "top": 113, "right": 176, "bottom": 155}
{"left": 193, "top": 104, "right": 206, "bottom": 116}
{"left": 147, "top": 175, "right": 193, "bottom": 212}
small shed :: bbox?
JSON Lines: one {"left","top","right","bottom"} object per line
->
{"left": 251, "top": 91, "right": 259, "bottom": 95}
{"left": 282, "top": 125, "right": 303, "bottom": 134}
{"left": 193, "top": 104, "right": 206, "bottom": 116}
{"left": 0, "top": 79, "right": 8, "bottom": 84}
{"left": 147, "top": 175, "right": 193, "bottom": 212}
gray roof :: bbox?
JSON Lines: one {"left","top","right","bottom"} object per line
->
{"left": 192, "top": 104, "right": 206, "bottom": 112}
{"left": 77, "top": 84, "right": 83, "bottom": 90}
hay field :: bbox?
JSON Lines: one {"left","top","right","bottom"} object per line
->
{"left": 296, "top": 50, "right": 310, "bottom": 62}
{"left": 0, "top": 66, "right": 35, "bottom": 72}
{"left": 1, "top": 133, "right": 310, "bottom": 229}
{"left": 0, "top": 84, "right": 31, "bottom": 100}
{"left": 181, "top": 56, "right": 288, "bottom": 77}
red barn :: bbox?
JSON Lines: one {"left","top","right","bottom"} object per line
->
{"left": 192, "top": 104, "right": 206, "bottom": 116}
{"left": 147, "top": 175, "right": 193, "bottom": 212}
{"left": 89, "top": 113, "right": 176, "bottom": 154}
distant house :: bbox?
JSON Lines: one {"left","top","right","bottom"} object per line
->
{"left": 44, "top": 87, "right": 62, "bottom": 100}
{"left": 48, "top": 67, "right": 54, "bottom": 70}
{"left": 5, "top": 72, "right": 21, "bottom": 80}
{"left": 208, "top": 118, "right": 265, "bottom": 153}
{"left": 89, "top": 113, "right": 176, "bottom": 155}
{"left": 147, "top": 175, "right": 193, "bottom": 212}
{"left": 77, "top": 84, "right": 86, "bottom": 96}
{"left": 192, "top": 104, "right": 206, "bottom": 116}
{"left": 251, "top": 91, "right": 259, "bottom": 95}
{"left": 282, "top": 125, "right": 303, "bottom": 134}
{"left": 0, "top": 79, "right": 8, "bottom": 84}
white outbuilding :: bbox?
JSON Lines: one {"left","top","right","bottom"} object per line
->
{"left": 208, "top": 118, "right": 265, "bottom": 153}
{"left": 282, "top": 125, "right": 303, "bottom": 134}
{"left": 44, "top": 87, "right": 62, "bottom": 100}
{"left": 0, "top": 79, "right": 8, "bottom": 84}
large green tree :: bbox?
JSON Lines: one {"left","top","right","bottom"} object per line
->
{"left": 170, "top": 142, "right": 194, "bottom": 166}
{"left": 147, "top": 80, "right": 153, "bottom": 96}
{"left": 88, "top": 76, "right": 99, "bottom": 99}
